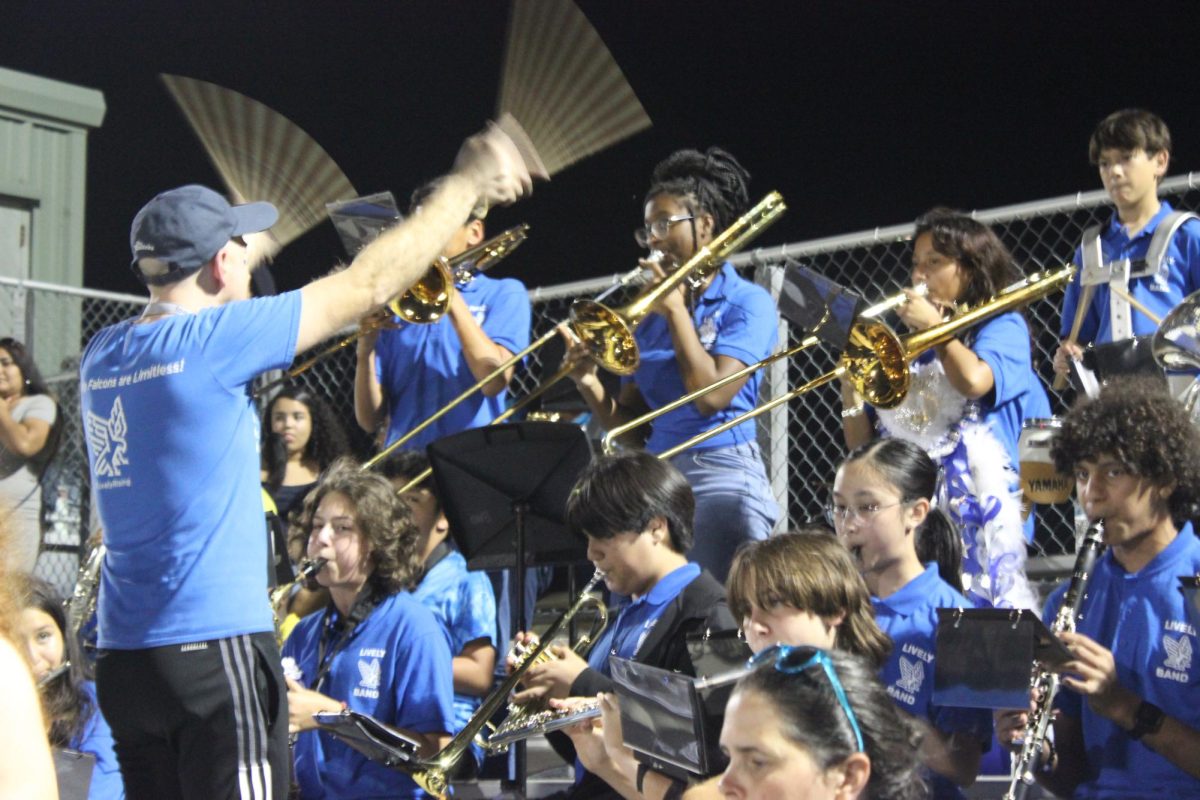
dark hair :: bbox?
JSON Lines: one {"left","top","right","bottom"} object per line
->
{"left": 565, "top": 452, "right": 694, "bottom": 554}
{"left": 17, "top": 574, "right": 93, "bottom": 747}
{"left": 644, "top": 147, "right": 751, "bottom": 233}
{"left": 913, "top": 208, "right": 1023, "bottom": 310}
{"left": 379, "top": 449, "right": 437, "bottom": 505}
{"left": 410, "top": 178, "right": 484, "bottom": 223}
{"left": 733, "top": 648, "right": 925, "bottom": 800}
{"left": 726, "top": 529, "right": 891, "bottom": 668}
{"left": 0, "top": 337, "right": 51, "bottom": 398}
{"left": 1052, "top": 377, "right": 1200, "bottom": 525}
{"left": 261, "top": 384, "right": 350, "bottom": 493}
{"left": 845, "top": 439, "right": 964, "bottom": 590}
{"left": 1088, "top": 109, "right": 1172, "bottom": 168}
{"left": 293, "top": 459, "right": 423, "bottom": 594}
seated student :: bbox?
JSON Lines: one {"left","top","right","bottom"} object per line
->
{"left": 832, "top": 438, "right": 993, "bottom": 799}
{"left": 996, "top": 379, "right": 1200, "bottom": 798}
{"left": 17, "top": 574, "right": 123, "bottom": 799}
{"left": 281, "top": 460, "right": 456, "bottom": 799}
{"left": 381, "top": 450, "right": 498, "bottom": 776}
{"left": 719, "top": 647, "right": 925, "bottom": 800}
{"left": 511, "top": 451, "right": 737, "bottom": 800}
{"left": 565, "top": 528, "right": 897, "bottom": 800}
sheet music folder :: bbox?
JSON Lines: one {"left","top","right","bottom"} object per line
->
{"left": 933, "top": 608, "right": 1072, "bottom": 710}
{"left": 313, "top": 709, "right": 421, "bottom": 769}
{"left": 609, "top": 656, "right": 747, "bottom": 781}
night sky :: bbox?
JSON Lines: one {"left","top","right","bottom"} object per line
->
{"left": 5, "top": 0, "right": 1200, "bottom": 295}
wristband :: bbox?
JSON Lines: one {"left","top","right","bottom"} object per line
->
{"left": 1129, "top": 700, "right": 1165, "bottom": 740}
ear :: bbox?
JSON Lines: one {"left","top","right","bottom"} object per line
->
{"left": 831, "top": 752, "right": 871, "bottom": 798}
{"left": 825, "top": 610, "right": 847, "bottom": 631}
{"left": 696, "top": 211, "right": 716, "bottom": 242}
{"left": 464, "top": 219, "right": 486, "bottom": 247}
{"left": 434, "top": 512, "right": 450, "bottom": 540}
{"left": 208, "top": 247, "right": 233, "bottom": 290}
{"left": 645, "top": 515, "right": 669, "bottom": 546}
{"left": 904, "top": 497, "right": 930, "bottom": 532}
{"left": 1151, "top": 148, "right": 1170, "bottom": 178}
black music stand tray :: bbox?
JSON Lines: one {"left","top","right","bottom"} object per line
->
{"left": 427, "top": 421, "right": 594, "bottom": 792}
{"left": 313, "top": 709, "right": 421, "bottom": 769}
{"left": 933, "top": 608, "right": 1072, "bottom": 710}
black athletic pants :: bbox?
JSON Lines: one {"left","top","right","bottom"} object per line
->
{"left": 96, "top": 632, "right": 289, "bottom": 800}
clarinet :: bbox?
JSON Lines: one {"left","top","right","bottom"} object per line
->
{"left": 1003, "top": 520, "right": 1105, "bottom": 800}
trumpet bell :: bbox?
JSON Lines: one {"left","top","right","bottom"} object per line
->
{"left": 389, "top": 259, "right": 453, "bottom": 324}
{"left": 569, "top": 299, "right": 640, "bottom": 376}
{"left": 845, "top": 318, "right": 909, "bottom": 409}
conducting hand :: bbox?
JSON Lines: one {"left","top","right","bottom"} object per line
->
{"left": 454, "top": 121, "right": 534, "bottom": 210}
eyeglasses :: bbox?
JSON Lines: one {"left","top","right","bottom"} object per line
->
{"left": 748, "top": 644, "right": 864, "bottom": 752}
{"left": 823, "top": 500, "right": 905, "bottom": 527}
{"left": 634, "top": 214, "right": 694, "bottom": 248}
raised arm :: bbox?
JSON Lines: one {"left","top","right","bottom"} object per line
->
{"left": 297, "top": 125, "right": 532, "bottom": 354}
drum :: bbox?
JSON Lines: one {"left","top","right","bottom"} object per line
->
{"left": 1018, "top": 418, "right": 1073, "bottom": 505}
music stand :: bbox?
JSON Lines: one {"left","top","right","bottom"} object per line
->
{"left": 933, "top": 608, "right": 1072, "bottom": 710}
{"left": 426, "top": 421, "right": 593, "bottom": 793}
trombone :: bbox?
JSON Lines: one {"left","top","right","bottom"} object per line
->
{"left": 654, "top": 265, "right": 1075, "bottom": 460}
{"left": 255, "top": 224, "right": 530, "bottom": 397}
{"left": 370, "top": 191, "right": 787, "bottom": 480}
{"left": 599, "top": 284, "right": 931, "bottom": 453}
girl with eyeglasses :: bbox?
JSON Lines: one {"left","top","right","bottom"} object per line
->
{"left": 0, "top": 337, "right": 58, "bottom": 573}
{"left": 564, "top": 147, "right": 780, "bottom": 582}
{"left": 832, "top": 438, "right": 993, "bottom": 799}
{"left": 841, "top": 209, "right": 1046, "bottom": 611}
{"left": 563, "top": 529, "right": 902, "bottom": 799}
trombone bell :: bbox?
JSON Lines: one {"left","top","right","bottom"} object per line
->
{"left": 389, "top": 259, "right": 453, "bottom": 324}
{"left": 569, "top": 299, "right": 640, "bottom": 376}
{"left": 845, "top": 318, "right": 909, "bottom": 410}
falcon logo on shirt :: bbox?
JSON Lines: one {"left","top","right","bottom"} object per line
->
{"left": 697, "top": 312, "right": 720, "bottom": 350}
{"left": 353, "top": 658, "right": 382, "bottom": 699}
{"left": 895, "top": 656, "right": 925, "bottom": 694}
{"left": 87, "top": 396, "right": 130, "bottom": 478}
{"left": 1156, "top": 634, "right": 1193, "bottom": 684}
{"left": 469, "top": 303, "right": 488, "bottom": 325}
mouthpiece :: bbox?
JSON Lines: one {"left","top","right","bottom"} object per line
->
{"left": 300, "top": 558, "right": 329, "bottom": 579}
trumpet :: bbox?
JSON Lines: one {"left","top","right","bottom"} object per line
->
{"left": 1004, "top": 521, "right": 1104, "bottom": 800}
{"left": 397, "top": 570, "right": 609, "bottom": 797}
{"left": 255, "top": 224, "right": 529, "bottom": 397}
{"left": 655, "top": 265, "right": 1075, "bottom": 459}
{"left": 600, "top": 282, "right": 929, "bottom": 453}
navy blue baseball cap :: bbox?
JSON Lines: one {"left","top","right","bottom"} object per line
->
{"left": 129, "top": 184, "right": 278, "bottom": 286}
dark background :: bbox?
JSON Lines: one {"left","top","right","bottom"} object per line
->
{"left": 5, "top": 0, "right": 1200, "bottom": 294}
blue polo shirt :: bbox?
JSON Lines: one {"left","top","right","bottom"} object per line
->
{"left": 80, "top": 292, "right": 302, "bottom": 648}
{"left": 873, "top": 564, "right": 994, "bottom": 800}
{"left": 412, "top": 547, "right": 497, "bottom": 770}
{"left": 73, "top": 681, "right": 124, "bottom": 800}
{"left": 624, "top": 264, "right": 778, "bottom": 453}
{"left": 1060, "top": 201, "right": 1200, "bottom": 345}
{"left": 375, "top": 274, "right": 531, "bottom": 450}
{"left": 587, "top": 563, "right": 702, "bottom": 677}
{"left": 969, "top": 311, "right": 1052, "bottom": 476}
{"left": 1045, "top": 523, "right": 1200, "bottom": 798}
{"left": 282, "top": 592, "right": 456, "bottom": 799}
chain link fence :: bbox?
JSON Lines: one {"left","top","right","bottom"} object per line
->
{"left": 7, "top": 174, "right": 1200, "bottom": 594}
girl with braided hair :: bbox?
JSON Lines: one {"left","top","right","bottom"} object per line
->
{"left": 566, "top": 147, "right": 780, "bottom": 581}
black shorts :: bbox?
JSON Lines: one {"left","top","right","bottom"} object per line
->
{"left": 96, "top": 632, "right": 289, "bottom": 800}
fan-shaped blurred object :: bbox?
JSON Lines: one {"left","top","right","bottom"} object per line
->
{"left": 161, "top": 73, "right": 357, "bottom": 266}
{"left": 498, "top": 0, "right": 651, "bottom": 176}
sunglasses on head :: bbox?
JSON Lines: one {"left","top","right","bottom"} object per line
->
{"left": 747, "top": 644, "right": 865, "bottom": 752}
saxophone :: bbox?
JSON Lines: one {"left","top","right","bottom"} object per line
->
{"left": 403, "top": 569, "right": 609, "bottom": 798}
{"left": 65, "top": 541, "right": 106, "bottom": 648}
{"left": 1003, "top": 520, "right": 1105, "bottom": 800}
{"left": 271, "top": 558, "right": 328, "bottom": 643}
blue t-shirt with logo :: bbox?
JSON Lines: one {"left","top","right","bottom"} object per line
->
{"left": 873, "top": 564, "right": 994, "bottom": 799}
{"left": 375, "top": 274, "right": 530, "bottom": 450}
{"left": 623, "top": 264, "right": 778, "bottom": 453}
{"left": 282, "top": 591, "right": 456, "bottom": 799}
{"left": 1045, "top": 524, "right": 1200, "bottom": 798}
{"left": 1060, "top": 201, "right": 1200, "bottom": 345}
{"left": 80, "top": 292, "right": 301, "bottom": 648}
{"left": 412, "top": 547, "right": 497, "bottom": 770}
